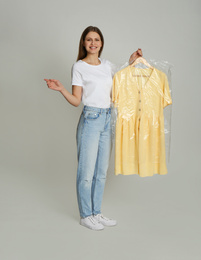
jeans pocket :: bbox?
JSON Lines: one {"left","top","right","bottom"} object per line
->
{"left": 83, "top": 110, "right": 100, "bottom": 120}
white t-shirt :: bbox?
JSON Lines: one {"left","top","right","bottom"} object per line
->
{"left": 71, "top": 58, "right": 116, "bottom": 108}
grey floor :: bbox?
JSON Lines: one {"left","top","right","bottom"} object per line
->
{"left": 0, "top": 152, "right": 200, "bottom": 260}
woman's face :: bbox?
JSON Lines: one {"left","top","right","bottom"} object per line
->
{"left": 83, "top": 31, "right": 102, "bottom": 55}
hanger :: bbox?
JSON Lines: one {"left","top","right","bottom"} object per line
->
{"left": 130, "top": 57, "right": 153, "bottom": 69}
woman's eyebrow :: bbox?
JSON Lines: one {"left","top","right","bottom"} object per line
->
{"left": 86, "top": 37, "right": 100, "bottom": 40}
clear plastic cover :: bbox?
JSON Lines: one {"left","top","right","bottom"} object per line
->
{"left": 111, "top": 58, "right": 173, "bottom": 177}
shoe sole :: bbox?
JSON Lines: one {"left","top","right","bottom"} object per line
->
{"left": 80, "top": 222, "right": 104, "bottom": 231}
{"left": 101, "top": 223, "right": 117, "bottom": 227}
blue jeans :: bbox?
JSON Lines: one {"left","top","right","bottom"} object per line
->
{"left": 76, "top": 105, "right": 112, "bottom": 218}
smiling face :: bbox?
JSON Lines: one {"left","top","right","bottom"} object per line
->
{"left": 83, "top": 31, "right": 102, "bottom": 55}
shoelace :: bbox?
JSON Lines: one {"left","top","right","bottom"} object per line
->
{"left": 87, "top": 216, "right": 97, "bottom": 225}
{"left": 96, "top": 214, "right": 110, "bottom": 221}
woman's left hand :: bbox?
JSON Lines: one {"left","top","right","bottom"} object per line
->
{"left": 129, "top": 48, "right": 143, "bottom": 64}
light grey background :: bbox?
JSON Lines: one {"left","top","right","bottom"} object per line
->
{"left": 0, "top": 0, "right": 201, "bottom": 259}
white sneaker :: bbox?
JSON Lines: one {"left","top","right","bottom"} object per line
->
{"left": 93, "top": 214, "right": 117, "bottom": 227}
{"left": 80, "top": 215, "right": 104, "bottom": 231}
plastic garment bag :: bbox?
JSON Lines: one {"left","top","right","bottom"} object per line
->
{"left": 111, "top": 58, "right": 173, "bottom": 177}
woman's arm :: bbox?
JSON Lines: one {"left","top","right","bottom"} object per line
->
{"left": 60, "top": 85, "right": 82, "bottom": 107}
{"left": 44, "top": 79, "right": 82, "bottom": 107}
{"left": 109, "top": 48, "right": 143, "bottom": 76}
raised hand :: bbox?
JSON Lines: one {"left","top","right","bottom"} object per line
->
{"left": 44, "top": 79, "right": 65, "bottom": 92}
{"left": 129, "top": 48, "right": 143, "bottom": 65}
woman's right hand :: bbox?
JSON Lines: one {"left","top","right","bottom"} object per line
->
{"left": 44, "top": 79, "right": 65, "bottom": 92}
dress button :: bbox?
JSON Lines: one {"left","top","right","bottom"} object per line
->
{"left": 138, "top": 91, "right": 140, "bottom": 94}
{"left": 139, "top": 109, "right": 141, "bottom": 111}
{"left": 139, "top": 100, "right": 141, "bottom": 102}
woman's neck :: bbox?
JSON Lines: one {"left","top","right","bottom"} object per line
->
{"left": 82, "top": 54, "right": 101, "bottom": 65}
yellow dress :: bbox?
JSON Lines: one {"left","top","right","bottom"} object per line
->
{"left": 112, "top": 65, "right": 172, "bottom": 177}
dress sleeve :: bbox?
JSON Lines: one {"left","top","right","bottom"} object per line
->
{"left": 163, "top": 74, "right": 172, "bottom": 108}
{"left": 112, "top": 73, "right": 119, "bottom": 107}
{"left": 71, "top": 63, "right": 83, "bottom": 87}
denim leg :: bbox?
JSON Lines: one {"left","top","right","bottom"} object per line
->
{"left": 91, "top": 113, "right": 112, "bottom": 215}
{"left": 76, "top": 110, "right": 103, "bottom": 218}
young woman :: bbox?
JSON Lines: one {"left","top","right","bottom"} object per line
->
{"left": 44, "top": 26, "right": 142, "bottom": 231}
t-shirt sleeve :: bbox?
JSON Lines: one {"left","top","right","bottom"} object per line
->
{"left": 163, "top": 74, "right": 172, "bottom": 108}
{"left": 71, "top": 63, "right": 83, "bottom": 87}
{"left": 106, "top": 59, "right": 130, "bottom": 78}
{"left": 109, "top": 61, "right": 118, "bottom": 78}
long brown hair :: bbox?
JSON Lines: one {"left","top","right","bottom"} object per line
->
{"left": 76, "top": 26, "right": 104, "bottom": 61}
